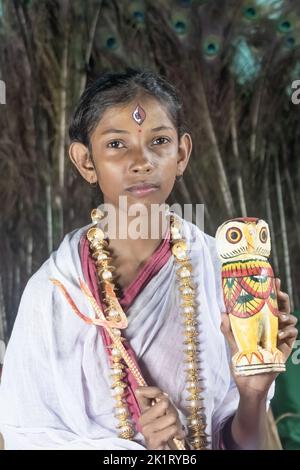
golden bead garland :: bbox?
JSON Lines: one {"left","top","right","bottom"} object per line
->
{"left": 170, "top": 216, "right": 209, "bottom": 450}
{"left": 87, "top": 209, "right": 135, "bottom": 440}
{"left": 87, "top": 208, "right": 209, "bottom": 450}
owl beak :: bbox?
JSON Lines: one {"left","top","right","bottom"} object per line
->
{"left": 245, "top": 225, "right": 255, "bottom": 253}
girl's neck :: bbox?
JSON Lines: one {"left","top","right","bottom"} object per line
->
{"left": 103, "top": 212, "right": 169, "bottom": 293}
{"left": 108, "top": 211, "right": 169, "bottom": 266}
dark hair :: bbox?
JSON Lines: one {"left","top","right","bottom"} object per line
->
{"left": 69, "top": 69, "right": 186, "bottom": 147}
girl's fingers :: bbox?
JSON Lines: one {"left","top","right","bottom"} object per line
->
{"left": 275, "top": 278, "right": 281, "bottom": 291}
{"left": 135, "top": 386, "right": 165, "bottom": 400}
{"left": 275, "top": 279, "right": 290, "bottom": 314}
{"left": 142, "top": 410, "right": 178, "bottom": 434}
{"left": 147, "top": 424, "right": 185, "bottom": 450}
{"left": 135, "top": 386, "right": 165, "bottom": 412}
{"left": 278, "top": 326, "right": 298, "bottom": 359}
{"left": 139, "top": 395, "right": 180, "bottom": 428}
{"left": 278, "top": 312, "right": 298, "bottom": 329}
{"left": 278, "top": 326, "right": 298, "bottom": 343}
{"left": 220, "top": 313, "right": 238, "bottom": 355}
{"left": 277, "top": 292, "right": 290, "bottom": 314}
{"left": 139, "top": 397, "right": 169, "bottom": 427}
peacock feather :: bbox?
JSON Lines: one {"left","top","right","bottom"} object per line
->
{"left": 97, "top": 27, "right": 121, "bottom": 52}
{"left": 276, "top": 11, "right": 300, "bottom": 49}
{"left": 202, "top": 34, "right": 222, "bottom": 59}
{"left": 231, "top": 37, "right": 261, "bottom": 84}
{"left": 128, "top": 0, "right": 146, "bottom": 27}
{"left": 170, "top": 9, "right": 191, "bottom": 38}
{"left": 242, "top": 0, "right": 284, "bottom": 22}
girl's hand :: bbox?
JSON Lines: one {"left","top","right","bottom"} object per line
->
{"left": 275, "top": 279, "right": 298, "bottom": 361}
{"left": 221, "top": 278, "right": 298, "bottom": 400}
{"left": 135, "top": 386, "right": 186, "bottom": 450}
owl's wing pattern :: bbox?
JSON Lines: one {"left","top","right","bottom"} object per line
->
{"left": 266, "top": 280, "right": 279, "bottom": 316}
{"left": 223, "top": 276, "right": 265, "bottom": 318}
{"left": 240, "top": 274, "right": 272, "bottom": 299}
{"left": 231, "top": 285, "right": 265, "bottom": 318}
{"left": 222, "top": 277, "right": 241, "bottom": 312}
{"left": 222, "top": 261, "right": 278, "bottom": 318}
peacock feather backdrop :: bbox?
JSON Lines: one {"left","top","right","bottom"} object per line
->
{"left": 0, "top": 0, "right": 300, "bottom": 447}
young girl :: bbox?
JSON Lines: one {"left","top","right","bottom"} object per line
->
{"left": 0, "top": 70, "right": 297, "bottom": 450}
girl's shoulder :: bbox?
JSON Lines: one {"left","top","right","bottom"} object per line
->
{"left": 181, "top": 217, "right": 224, "bottom": 307}
{"left": 180, "top": 216, "right": 218, "bottom": 258}
{"left": 21, "top": 224, "right": 90, "bottom": 303}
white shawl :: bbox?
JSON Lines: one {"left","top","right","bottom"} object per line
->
{"left": 0, "top": 215, "right": 271, "bottom": 450}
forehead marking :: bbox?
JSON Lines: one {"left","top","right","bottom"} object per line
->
{"left": 132, "top": 104, "right": 146, "bottom": 125}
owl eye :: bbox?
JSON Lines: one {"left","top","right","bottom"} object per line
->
{"left": 226, "top": 227, "right": 242, "bottom": 244}
{"left": 259, "top": 227, "right": 268, "bottom": 243}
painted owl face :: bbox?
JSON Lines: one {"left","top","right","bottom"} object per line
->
{"left": 215, "top": 218, "right": 271, "bottom": 262}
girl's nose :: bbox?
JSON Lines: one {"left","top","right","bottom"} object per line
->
{"left": 130, "top": 149, "right": 155, "bottom": 173}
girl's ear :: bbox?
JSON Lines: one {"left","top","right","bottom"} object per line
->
{"left": 177, "top": 133, "right": 192, "bottom": 176}
{"left": 69, "top": 142, "right": 98, "bottom": 184}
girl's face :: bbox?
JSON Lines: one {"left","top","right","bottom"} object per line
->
{"left": 70, "top": 96, "right": 192, "bottom": 211}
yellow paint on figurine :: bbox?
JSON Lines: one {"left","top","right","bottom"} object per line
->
{"left": 216, "top": 217, "right": 285, "bottom": 376}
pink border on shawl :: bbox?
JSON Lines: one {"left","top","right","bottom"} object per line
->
{"left": 79, "top": 230, "right": 171, "bottom": 431}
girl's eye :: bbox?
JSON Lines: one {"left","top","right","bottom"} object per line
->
{"left": 107, "top": 140, "right": 125, "bottom": 149}
{"left": 153, "top": 137, "right": 170, "bottom": 145}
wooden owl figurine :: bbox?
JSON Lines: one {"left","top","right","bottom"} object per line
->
{"left": 215, "top": 217, "right": 286, "bottom": 376}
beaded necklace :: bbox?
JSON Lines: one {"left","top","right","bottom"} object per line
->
{"left": 86, "top": 208, "right": 209, "bottom": 450}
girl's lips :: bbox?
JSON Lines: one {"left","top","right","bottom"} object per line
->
{"left": 126, "top": 185, "right": 159, "bottom": 197}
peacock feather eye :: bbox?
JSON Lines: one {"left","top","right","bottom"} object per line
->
{"left": 178, "top": 0, "right": 193, "bottom": 6}
{"left": 278, "top": 20, "right": 293, "bottom": 34}
{"left": 174, "top": 20, "right": 187, "bottom": 35}
{"left": 243, "top": 6, "right": 258, "bottom": 21}
{"left": 203, "top": 35, "right": 221, "bottom": 58}
{"left": 133, "top": 10, "right": 145, "bottom": 23}
{"left": 284, "top": 36, "right": 296, "bottom": 49}
{"left": 129, "top": 1, "right": 146, "bottom": 25}
{"left": 99, "top": 28, "right": 121, "bottom": 51}
{"left": 259, "top": 227, "right": 268, "bottom": 243}
{"left": 171, "top": 11, "right": 190, "bottom": 37}
{"left": 226, "top": 227, "right": 243, "bottom": 244}
{"left": 106, "top": 37, "right": 118, "bottom": 49}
